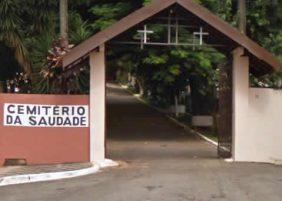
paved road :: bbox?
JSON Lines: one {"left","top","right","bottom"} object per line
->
{"left": 1, "top": 84, "right": 282, "bottom": 201}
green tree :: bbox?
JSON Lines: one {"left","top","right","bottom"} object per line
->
{"left": 0, "top": 0, "right": 31, "bottom": 74}
{"left": 0, "top": 0, "right": 281, "bottom": 95}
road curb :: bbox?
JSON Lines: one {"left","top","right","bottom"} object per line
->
{"left": 165, "top": 116, "right": 218, "bottom": 147}
{"left": 0, "top": 159, "right": 118, "bottom": 187}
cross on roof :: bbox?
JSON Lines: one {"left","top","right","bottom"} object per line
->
{"left": 62, "top": 0, "right": 281, "bottom": 73}
{"left": 137, "top": 25, "right": 154, "bottom": 44}
{"left": 193, "top": 27, "right": 209, "bottom": 45}
{"left": 167, "top": 12, "right": 180, "bottom": 44}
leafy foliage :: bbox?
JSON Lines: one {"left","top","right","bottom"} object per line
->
{"left": 0, "top": 0, "right": 31, "bottom": 73}
{"left": 89, "top": 2, "right": 132, "bottom": 31}
{"left": 69, "top": 13, "right": 92, "bottom": 44}
{"left": 0, "top": 0, "right": 281, "bottom": 101}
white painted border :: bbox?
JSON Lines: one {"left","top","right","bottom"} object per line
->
{"left": 0, "top": 159, "right": 118, "bottom": 187}
{"left": 166, "top": 116, "right": 218, "bottom": 147}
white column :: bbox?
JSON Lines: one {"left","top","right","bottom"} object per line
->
{"left": 232, "top": 47, "right": 249, "bottom": 161}
{"left": 90, "top": 44, "right": 106, "bottom": 163}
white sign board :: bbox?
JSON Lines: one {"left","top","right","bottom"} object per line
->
{"left": 3, "top": 103, "right": 89, "bottom": 127}
{"left": 192, "top": 115, "right": 213, "bottom": 127}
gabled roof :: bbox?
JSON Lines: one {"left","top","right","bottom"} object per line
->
{"left": 62, "top": 0, "right": 281, "bottom": 74}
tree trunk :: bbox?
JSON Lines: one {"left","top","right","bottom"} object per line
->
{"left": 136, "top": 78, "right": 145, "bottom": 96}
{"left": 174, "top": 94, "right": 179, "bottom": 118}
{"left": 60, "top": 0, "right": 69, "bottom": 48}
{"left": 238, "top": 0, "right": 246, "bottom": 34}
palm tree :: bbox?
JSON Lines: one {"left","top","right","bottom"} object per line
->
{"left": 0, "top": 0, "right": 31, "bottom": 74}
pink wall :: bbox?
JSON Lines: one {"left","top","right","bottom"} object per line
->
{"left": 0, "top": 94, "right": 90, "bottom": 166}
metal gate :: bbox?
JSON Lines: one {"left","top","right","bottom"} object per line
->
{"left": 217, "top": 59, "right": 233, "bottom": 158}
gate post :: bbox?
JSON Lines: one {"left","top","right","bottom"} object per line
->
{"left": 232, "top": 47, "right": 249, "bottom": 161}
{"left": 89, "top": 44, "right": 106, "bottom": 163}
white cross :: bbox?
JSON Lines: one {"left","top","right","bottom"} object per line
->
{"left": 193, "top": 27, "right": 209, "bottom": 45}
{"left": 137, "top": 25, "right": 154, "bottom": 44}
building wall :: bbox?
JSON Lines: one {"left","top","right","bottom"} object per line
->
{"left": 234, "top": 88, "right": 282, "bottom": 164}
{"left": 1, "top": 88, "right": 281, "bottom": 165}
{"left": 0, "top": 94, "right": 90, "bottom": 166}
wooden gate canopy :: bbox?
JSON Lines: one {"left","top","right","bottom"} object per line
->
{"left": 62, "top": 0, "right": 281, "bottom": 76}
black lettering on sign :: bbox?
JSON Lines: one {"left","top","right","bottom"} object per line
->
{"left": 53, "top": 106, "right": 60, "bottom": 115}
{"left": 14, "top": 116, "right": 22, "bottom": 125}
{"left": 63, "top": 117, "right": 72, "bottom": 126}
{"left": 42, "top": 106, "right": 51, "bottom": 115}
{"left": 77, "top": 107, "right": 85, "bottom": 115}
{"left": 4, "top": 104, "right": 89, "bottom": 127}
{"left": 17, "top": 105, "right": 24, "bottom": 115}
{"left": 57, "top": 117, "right": 63, "bottom": 126}
{"left": 6, "top": 115, "right": 13, "bottom": 125}
{"left": 81, "top": 117, "right": 86, "bottom": 126}
{"left": 48, "top": 117, "right": 56, "bottom": 126}
{"left": 73, "top": 117, "right": 80, "bottom": 126}
{"left": 27, "top": 106, "right": 37, "bottom": 115}
{"left": 7, "top": 105, "right": 15, "bottom": 114}
{"left": 62, "top": 107, "right": 69, "bottom": 115}
{"left": 29, "top": 116, "right": 37, "bottom": 126}
{"left": 38, "top": 117, "right": 47, "bottom": 126}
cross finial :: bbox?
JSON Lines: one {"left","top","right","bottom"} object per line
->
{"left": 193, "top": 27, "right": 209, "bottom": 45}
{"left": 137, "top": 25, "right": 154, "bottom": 44}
